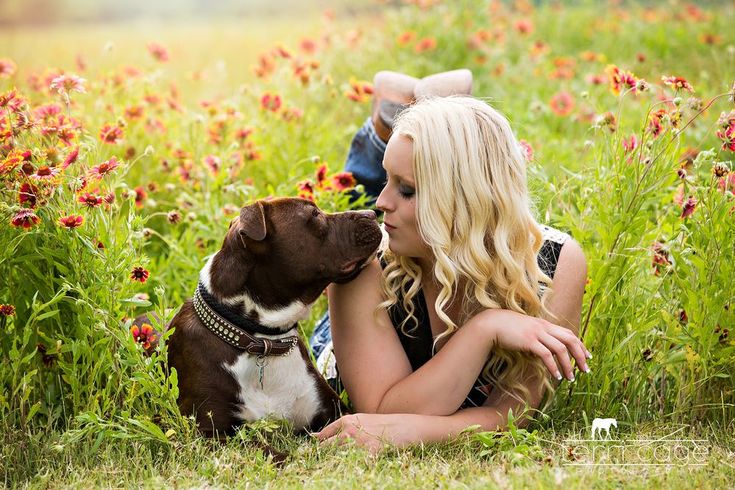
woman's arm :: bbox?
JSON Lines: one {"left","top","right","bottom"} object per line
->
{"left": 329, "top": 240, "right": 589, "bottom": 417}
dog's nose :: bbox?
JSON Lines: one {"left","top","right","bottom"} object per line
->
{"left": 356, "top": 210, "right": 376, "bottom": 220}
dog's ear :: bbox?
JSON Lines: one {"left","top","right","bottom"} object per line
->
{"left": 239, "top": 201, "right": 267, "bottom": 241}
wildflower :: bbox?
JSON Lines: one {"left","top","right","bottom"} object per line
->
{"left": 331, "top": 172, "right": 356, "bottom": 191}
{"left": 397, "top": 31, "right": 416, "bottom": 46}
{"left": 0, "top": 304, "right": 15, "bottom": 316}
{"left": 0, "top": 59, "right": 16, "bottom": 78}
{"left": 260, "top": 92, "right": 282, "bottom": 112}
{"left": 605, "top": 65, "right": 637, "bottom": 96}
{"left": 167, "top": 210, "right": 181, "bottom": 224}
{"left": 673, "top": 184, "right": 685, "bottom": 206}
{"left": 315, "top": 163, "right": 328, "bottom": 186}
{"left": 134, "top": 186, "right": 147, "bottom": 208}
{"left": 282, "top": 107, "right": 304, "bottom": 122}
{"left": 130, "top": 266, "right": 150, "bottom": 283}
{"left": 680, "top": 196, "right": 697, "bottom": 219}
{"left": 641, "top": 348, "right": 654, "bottom": 361}
{"left": 514, "top": 19, "right": 533, "bottom": 34}
{"left": 718, "top": 173, "right": 735, "bottom": 194}
{"left": 297, "top": 180, "right": 315, "bottom": 195}
{"left": 0, "top": 149, "right": 25, "bottom": 175}
{"left": 622, "top": 134, "right": 639, "bottom": 154}
{"left": 49, "top": 74, "right": 86, "bottom": 95}
{"left": 679, "top": 310, "right": 688, "bottom": 323}
{"left": 235, "top": 127, "right": 254, "bottom": 142}
{"left": 518, "top": 140, "right": 534, "bottom": 161}
{"left": 585, "top": 73, "right": 606, "bottom": 85}
{"left": 661, "top": 75, "right": 695, "bottom": 93}
{"left": 712, "top": 161, "right": 731, "bottom": 178}
{"left": 596, "top": 111, "right": 617, "bottom": 132}
{"left": 99, "top": 123, "right": 124, "bottom": 144}
{"left": 78, "top": 192, "right": 103, "bottom": 207}
{"left": 299, "top": 38, "right": 317, "bottom": 54}
{"left": 62, "top": 146, "right": 79, "bottom": 169}
{"left": 647, "top": 109, "right": 666, "bottom": 138}
{"left": 59, "top": 214, "right": 84, "bottom": 228}
{"left": 715, "top": 111, "right": 735, "bottom": 152}
{"left": 11, "top": 209, "right": 40, "bottom": 229}
{"left": 36, "top": 343, "right": 57, "bottom": 368}
{"left": 414, "top": 37, "right": 437, "bottom": 53}
{"left": 130, "top": 323, "right": 157, "bottom": 350}
{"left": 124, "top": 105, "right": 145, "bottom": 120}
{"left": 31, "top": 165, "right": 61, "bottom": 181}
{"left": 18, "top": 183, "right": 38, "bottom": 208}
{"left": 698, "top": 33, "right": 722, "bottom": 45}
{"left": 687, "top": 97, "right": 703, "bottom": 111}
{"left": 344, "top": 78, "right": 373, "bottom": 103}
{"left": 549, "top": 91, "right": 575, "bottom": 117}
{"left": 651, "top": 241, "right": 671, "bottom": 275}
{"left": 203, "top": 155, "right": 221, "bottom": 174}
{"left": 88, "top": 157, "right": 120, "bottom": 179}
{"left": 147, "top": 42, "right": 170, "bottom": 62}
{"left": 635, "top": 79, "right": 649, "bottom": 92}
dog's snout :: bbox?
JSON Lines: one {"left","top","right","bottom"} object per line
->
{"left": 348, "top": 209, "right": 376, "bottom": 221}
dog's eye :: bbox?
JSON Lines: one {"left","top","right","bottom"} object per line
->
{"left": 311, "top": 208, "right": 320, "bottom": 218}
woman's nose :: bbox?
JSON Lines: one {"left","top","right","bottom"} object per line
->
{"left": 375, "top": 187, "right": 392, "bottom": 213}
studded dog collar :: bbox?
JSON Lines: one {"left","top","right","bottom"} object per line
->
{"left": 192, "top": 284, "right": 299, "bottom": 357}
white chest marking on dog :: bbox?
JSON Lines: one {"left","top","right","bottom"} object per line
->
{"left": 200, "top": 256, "right": 312, "bottom": 329}
{"left": 224, "top": 338, "right": 322, "bottom": 430}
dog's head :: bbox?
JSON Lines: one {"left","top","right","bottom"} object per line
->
{"left": 208, "top": 197, "right": 382, "bottom": 312}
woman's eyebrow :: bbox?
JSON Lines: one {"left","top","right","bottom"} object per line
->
{"left": 384, "top": 168, "right": 415, "bottom": 186}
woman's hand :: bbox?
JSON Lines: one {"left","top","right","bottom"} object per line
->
{"left": 315, "top": 413, "right": 416, "bottom": 454}
{"left": 469, "top": 309, "right": 592, "bottom": 381}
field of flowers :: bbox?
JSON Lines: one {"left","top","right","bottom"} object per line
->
{"left": 1, "top": 0, "right": 734, "bottom": 486}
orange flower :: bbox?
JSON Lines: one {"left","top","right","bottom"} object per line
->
{"left": 605, "top": 65, "right": 638, "bottom": 96}
{"left": 414, "top": 37, "right": 437, "bottom": 53}
{"left": 11, "top": 209, "right": 40, "bottom": 229}
{"left": 397, "top": 31, "right": 417, "bottom": 46}
{"left": 331, "top": 172, "right": 356, "bottom": 191}
{"left": 549, "top": 91, "right": 575, "bottom": 116}
{"left": 661, "top": 75, "right": 694, "bottom": 93}
{"left": 88, "top": 157, "right": 120, "bottom": 179}
{"left": 344, "top": 78, "right": 373, "bottom": 103}
{"left": 514, "top": 18, "right": 533, "bottom": 35}
{"left": 0, "top": 304, "right": 15, "bottom": 316}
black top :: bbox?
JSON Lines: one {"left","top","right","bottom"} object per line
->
{"left": 383, "top": 235, "right": 565, "bottom": 409}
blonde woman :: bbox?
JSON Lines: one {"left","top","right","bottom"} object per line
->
{"left": 311, "top": 96, "right": 589, "bottom": 453}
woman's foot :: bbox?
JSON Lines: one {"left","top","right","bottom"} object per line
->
{"left": 372, "top": 69, "right": 474, "bottom": 142}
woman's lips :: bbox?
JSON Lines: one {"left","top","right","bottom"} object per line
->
{"left": 384, "top": 222, "right": 396, "bottom": 231}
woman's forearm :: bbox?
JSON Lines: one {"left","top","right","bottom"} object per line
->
{"left": 373, "top": 318, "right": 496, "bottom": 415}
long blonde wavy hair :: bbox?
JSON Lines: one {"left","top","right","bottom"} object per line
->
{"left": 378, "top": 96, "right": 555, "bottom": 411}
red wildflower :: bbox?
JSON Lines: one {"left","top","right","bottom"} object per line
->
{"left": 167, "top": 210, "right": 181, "bottom": 224}
{"left": 235, "top": 127, "right": 254, "bottom": 142}
{"left": 397, "top": 31, "right": 416, "bottom": 46}
{"left": 134, "top": 186, "right": 147, "bottom": 208}
{"left": 414, "top": 37, "right": 437, "bottom": 53}
{"left": 299, "top": 38, "right": 317, "bottom": 54}
{"left": 661, "top": 75, "right": 694, "bottom": 93}
{"left": 331, "top": 172, "right": 356, "bottom": 191}
{"left": 0, "top": 59, "right": 16, "bottom": 78}
{"left": 514, "top": 18, "right": 533, "bottom": 35}
{"left": 718, "top": 173, "right": 735, "bottom": 194}
{"left": 130, "top": 266, "right": 150, "bottom": 283}
{"left": 124, "top": 105, "right": 145, "bottom": 120}
{"left": 344, "top": 78, "right": 373, "bottom": 103}
{"left": 260, "top": 92, "right": 282, "bottom": 112}
{"left": 605, "top": 65, "right": 638, "bottom": 96}
{"left": 297, "top": 180, "right": 315, "bottom": 195}
{"left": 130, "top": 323, "right": 157, "bottom": 350}
{"left": 62, "top": 146, "right": 79, "bottom": 169}
{"left": 1, "top": 149, "right": 25, "bottom": 175}
{"left": 680, "top": 196, "right": 697, "bottom": 219}
{"left": 59, "top": 214, "right": 83, "bottom": 228}
{"left": 99, "top": 123, "right": 124, "bottom": 144}
{"left": 648, "top": 109, "right": 667, "bottom": 138}
{"left": 147, "top": 42, "right": 170, "bottom": 62}
{"left": 518, "top": 140, "right": 534, "bottom": 161}
{"left": 88, "top": 157, "right": 120, "bottom": 179}
{"left": 315, "top": 163, "right": 328, "bottom": 186}
{"left": 716, "top": 111, "right": 735, "bottom": 152}
{"left": 622, "top": 134, "right": 639, "bottom": 154}
{"left": 11, "top": 209, "right": 40, "bottom": 229}
{"left": 203, "top": 154, "right": 221, "bottom": 174}
{"left": 549, "top": 91, "right": 575, "bottom": 116}
{"left": 651, "top": 241, "right": 671, "bottom": 276}
{"left": 0, "top": 304, "right": 15, "bottom": 316}
{"left": 78, "top": 192, "right": 103, "bottom": 207}
{"left": 31, "top": 165, "right": 61, "bottom": 181}
{"left": 18, "top": 183, "right": 38, "bottom": 208}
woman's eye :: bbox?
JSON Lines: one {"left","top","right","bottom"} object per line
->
{"left": 398, "top": 185, "right": 415, "bottom": 199}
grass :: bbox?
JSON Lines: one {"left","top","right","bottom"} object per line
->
{"left": 1, "top": 0, "right": 735, "bottom": 487}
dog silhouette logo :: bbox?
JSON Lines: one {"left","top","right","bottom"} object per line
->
{"left": 591, "top": 418, "right": 617, "bottom": 440}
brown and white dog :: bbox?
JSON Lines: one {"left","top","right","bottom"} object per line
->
{"left": 137, "top": 197, "right": 382, "bottom": 437}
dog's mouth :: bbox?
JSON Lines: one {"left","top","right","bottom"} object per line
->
{"left": 334, "top": 252, "right": 376, "bottom": 283}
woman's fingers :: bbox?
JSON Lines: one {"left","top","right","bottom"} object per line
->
{"left": 547, "top": 325, "right": 590, "bottom": 373}
{"left": 529, "top": 342, "right": 563, "bottom": 380}
{"left": 539, "top": 333, "right": 575, "bottom": 381}
{"left": 315, "top": 417, "right": 344, "bottom": 440}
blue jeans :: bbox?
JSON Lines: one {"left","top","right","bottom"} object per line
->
{"left": 344, "top": 117, "right": 388, "bottom": 205}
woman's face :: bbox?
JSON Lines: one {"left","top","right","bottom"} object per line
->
{"left": 376, "top": 135, "right": 431, "bottom": 260}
